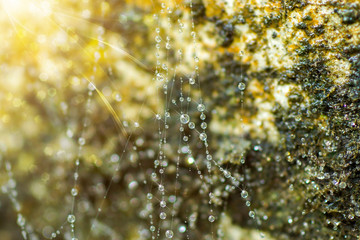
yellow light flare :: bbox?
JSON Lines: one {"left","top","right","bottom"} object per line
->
{"left": 1, "top": 0, "right": 23, "bottom": 12}
{"left": 1, "top": 0, "right": 30, "bottom": 16}
{"left": 1, "top": 0, "right": 53, "bottom": 18}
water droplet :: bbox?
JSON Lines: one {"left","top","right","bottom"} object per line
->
{"left": 156, "top": 73, "right": 164, "bottom": 82}
{"left": 238, "top": 82, "right": 246, "bottom": 90}
{"left": 189, "top": 78, "right": 195, "bottom": 85}
{"left": 128, "top": 181, "right": 138, "bottom": 190}
{"left": 197, "top": 104, "right": 205, "bottom": 112}
{"left": 187, "top": 156, "right": 195, "bottom": 164}
{"left": 355, "top": 210, "right": 360, "bottom": 217}
{"left": 17, "top": 214, "right": 25, "bottom": 227}
{"left": 78, "top": 137, "right": 85, "bottom": 146}
{"left": 115, "top": 93, "right": 122, "bottom": 102}
{"left": 249, "top": 211, "right": 255, "bottom": 218}
{"left": 169, "top": 195, "right": 176, "bottom": 203}
{"left": 199, "top": 133, "right": 207, "bottom": 141}
{"left": 160, "top": 200, "right": 166, "bottom": 208}
{"left": 339, "top": 182, "right": 347, "bottom": 189}
{"left": 208, "top": 215, "right": 215, "bottom": 222}
{"left": 179, "top": 225, "right": 186, "bottom": 233}
{"left": 241, "top": 190, "right": 248, "bottom": 198}
{"left": 180, "top": 114, "right": 190, "bottom": 124}
{"left": 67, "top": 214, "right": 76, "bottom": 223}
{"left": 71, "top": 188, "right": 78, "bottom": 196}
{"left": 160, "top": 212, "right": 167, "bottom": 219}
{"left": 165, "top": 230, "right": 174, "bottom": 238}
{"left": 147, "top": 193, "right": 153, "bottom": 200}
{"left": 150, "top": 225, "right": 156, "bottom": 232}
{"left": 188, "top": 122, "right": 195, "bottom": 129}
{"left": 88, "top": 82, "right": 96, "bottom": 91}
{"left": 155, "top": 36, "right": 161, "bottom": 43}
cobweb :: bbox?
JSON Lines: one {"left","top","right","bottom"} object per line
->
{"left": 0, "top": 0, "right": 261, "bottom": 239}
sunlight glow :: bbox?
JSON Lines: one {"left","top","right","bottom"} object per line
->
{"left": 1, "top": 0, "right": 52, "bottom": 17}
{"left": 2, "top": 0, "right": 27, "bottom": 14}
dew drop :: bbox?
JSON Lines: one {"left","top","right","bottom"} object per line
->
{"left": 71, "top": 188, "right": 78, "bottom": 196}
{"left": 169, "top": 195, "right": 176, "bottom": 203}
{"left": 241, "top": 190, "right": 248, "bottom": 199}
{"left": 208, "top": 215, "right": 215, "bottom": 222}
{"left": 160, "top": 200, "right": 167, "bottom": 208}
{"left": 160, "top": 212, "right": 167, "bottom": 219}
{"left": 128, "top": 181, "right": 138, "bottom": 190}
{"left": 197, "top": 103, "right": 205, "bottom": 112}
{"left": 189, "top": 78, "right": 195, "bottom": 85}
{"left": 238, "top": 82, "right": 246, "bottom": 90}
{"left": 199, "top": 133, "right": 207, "bottom": 141}
{"left": 67, "top": 214, "right": 76, "bottom": 223}
{"left": 179, "top": 225, "right": 186, "bottom": 233}
{"left": 147, "top": 193, "right": 153, "bottom": 200}
{"left": 180, "top": 114, "right": 190, "bottom": 124}
{"left": 78, "top": 137, "right": 85, "bottom": 146}
{"left": 165, "top": 230, "right": 174, "bottom": 238}
{"left": 17, "top": 214, "right": 25, "bottom": 227}
{"left": 115, "top": 93, "right": 122, "bottom": 102}
{"left": 156, "top": 73, "right": 164, "bottom": 82}
{"left": 187, "top": 156, "right": 195, "bottom": 164}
